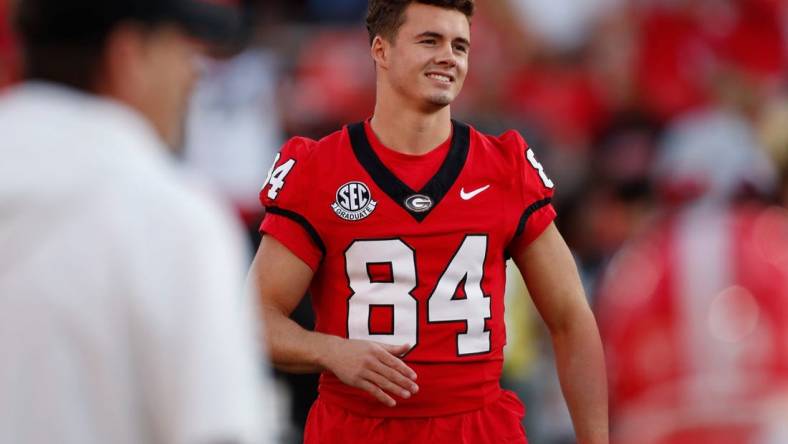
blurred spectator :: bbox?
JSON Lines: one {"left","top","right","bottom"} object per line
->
{"left": 565, "top": 111, "right": 661, "bottom": 283}
{"left": 305, "top": 0, "right": 366, "bottom": 23}
{"left": 0, "top": 0, "right": 277, "bottom": 443}
{"left": 280, "top": 28, "right": 375, "bottom": 138}
{"left": 184, "top": 47, "right": 285, "bottom": 233}
{"left": 597, "top": 107, "right": 788, "bottom": 444}
{"left": 503, "top": 58, "right": 608, "bottom": 152}
{"left": 504, "top": 0, "right": 622, "bottom": 54}
{"left": 633, "top": 0, "right": 786, "bottom": 120}
{"left": 756, "top": 87, "right": 788, "bottom": 208}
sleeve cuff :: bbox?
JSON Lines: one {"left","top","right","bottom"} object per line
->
{"left": 508, "top": 204, "right": 557, "bottom": 255}
{"left": 260, "top": 212, "right": 323, "bottom": 272}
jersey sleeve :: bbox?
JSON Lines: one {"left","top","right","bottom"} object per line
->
{"left": 505, "top": 131, "right": 557, "bottom": 254}
{"left": 259, "top": 137, "right": 324, "bottom": 271}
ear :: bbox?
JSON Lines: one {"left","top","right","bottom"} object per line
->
{"left": 370, "top": 35, "right": 389, "bottom": 70}
{"left": 99, "top": 23, "right": 147, "bottom": 100}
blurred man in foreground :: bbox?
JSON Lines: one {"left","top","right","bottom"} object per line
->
{"left": 597, "top": 108, "right": 788, "bottom": 444}
{"left": 0, "top": 1, "right": 275, "bottom": 443}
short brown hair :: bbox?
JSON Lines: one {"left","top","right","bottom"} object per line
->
{"left": 366, "top": 0, "right": 474, "bottom": 45}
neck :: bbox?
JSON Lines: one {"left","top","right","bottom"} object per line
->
{"left": 370, "top": 85, "right": 453, "bottom": 155}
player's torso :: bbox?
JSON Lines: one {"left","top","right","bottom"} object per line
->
{"left": 301, "top": 122, "right": 523, "bottom": 416}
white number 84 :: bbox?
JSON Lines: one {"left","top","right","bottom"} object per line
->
{"left": 346, "top": 236, "right": 491, "bottom": 356}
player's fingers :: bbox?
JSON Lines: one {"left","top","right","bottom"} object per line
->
{"left": 364, "top": 369, "right": 413, "bottom": 400}
{"left": 375, "top": 347, "right": 418, "bottom": 381}
{"left": 358, "top": 379, "right": 396, "bottom": 407}
{"left": 370, "top": 359, "right": 419, "bottom": 394}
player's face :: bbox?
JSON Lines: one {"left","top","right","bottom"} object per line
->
{"left": 139, "top": 26, "right": 199, "bottom": 148}
{"left": 385, "top": 4, "right": 470, "bottom": 110}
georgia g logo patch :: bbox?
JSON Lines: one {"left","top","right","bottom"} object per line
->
{"left": 332, "top": 181, "right": 377, "bottom": 221}
{"left": 404, "top": 194, "right": 433, "bottom": 213}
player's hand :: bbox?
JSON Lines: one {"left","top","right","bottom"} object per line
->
{"left": 320, "top": 338, "right": 419, "bottom": 407}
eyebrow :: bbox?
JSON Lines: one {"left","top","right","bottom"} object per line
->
{"left": 415, "top": 31, "right": 471, "bottom": 47}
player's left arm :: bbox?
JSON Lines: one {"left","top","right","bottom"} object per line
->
{"left": 512, "top": 223, "right": 609, "bottom": 444}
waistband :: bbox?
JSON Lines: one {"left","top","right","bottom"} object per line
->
{"left": 318, "top": 359, "right": 503, "bottom": 417}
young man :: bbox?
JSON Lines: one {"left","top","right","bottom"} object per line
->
{"left": 252, "top": 1, "right": 608, "bottom": 442}
{"left": 0, "top": 1, "right": 275, "bottom": 443}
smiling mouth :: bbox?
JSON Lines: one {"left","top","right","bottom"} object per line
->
{"left": 426, "top": 72, "right": 453, "bottom": 84}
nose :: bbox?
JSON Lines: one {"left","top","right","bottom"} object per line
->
{"left": 433, "top": 42, "right": 457, "bottom": 68}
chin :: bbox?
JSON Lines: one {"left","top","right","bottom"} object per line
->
{"left": 426, "top": 93, "right": 454, "bottom": 108}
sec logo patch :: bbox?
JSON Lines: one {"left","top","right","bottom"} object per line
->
{"left": 332, "top": 181, "right": 377, "bottom": 221}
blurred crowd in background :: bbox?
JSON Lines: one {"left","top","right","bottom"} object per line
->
{"left": 3, "top": 0, "right": 788, "bottom": 443}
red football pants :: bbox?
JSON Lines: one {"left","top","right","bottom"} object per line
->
{"left": 304, "top": 390, "right": 527, "bottom": 444}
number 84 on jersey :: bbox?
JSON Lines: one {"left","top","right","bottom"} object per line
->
{"left": 346, "top": 235, "right": 491, "bottom": 357}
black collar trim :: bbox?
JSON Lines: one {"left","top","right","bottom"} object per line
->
{"left": 348, "top": 120, "right": 471, "bottom": 222}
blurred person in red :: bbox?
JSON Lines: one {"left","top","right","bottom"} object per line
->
{"left": 633, "top": 0, "right": 786, "bottom": 121}
{"left": 282, "top": 28, "right": 376, "bottom": 138}
{"left": 597, "top": 107, "right": 788, "bottom": 444}
{"left": 250, "top": 0, "right": 608, "bottom": 443}
{"left": 0, "top": 0, "right": 277, "bottom": 443}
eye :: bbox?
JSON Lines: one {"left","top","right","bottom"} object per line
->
{"left": 453, "top": 43, "right": 468, "bottom": 53}
{"left": 419, "top": 39, "right": 437, "bottom": 45}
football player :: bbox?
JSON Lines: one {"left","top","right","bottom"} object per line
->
{"left": 250, "top": 1, "right": 608, "bottom": 442}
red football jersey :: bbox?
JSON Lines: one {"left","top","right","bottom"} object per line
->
{"left": 259, "top": 120, "right": 556, "bottom": 417}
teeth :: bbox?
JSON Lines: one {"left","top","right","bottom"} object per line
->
{"left": 427, "top": 73, "right": 451, "bottom": 83}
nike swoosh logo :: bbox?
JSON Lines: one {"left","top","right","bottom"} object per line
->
{"left": 460, "top": 185, "right": 491, "bottom": 200}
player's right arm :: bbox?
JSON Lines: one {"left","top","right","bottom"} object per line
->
{"left": 252, "top": 138, "right": 419, "bottom": 406}
{"left": 250, "top": 235, "right": 419, "bottom": 407}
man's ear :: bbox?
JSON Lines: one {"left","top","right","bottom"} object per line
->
{"left": 100, "top": 23, "right": 146, "bottom": 97}
{"left": 97, "top": 22, "right": 159, "bottom": 116}
{"left": 370, "top": 35, "right": 389, "bottom": 70}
